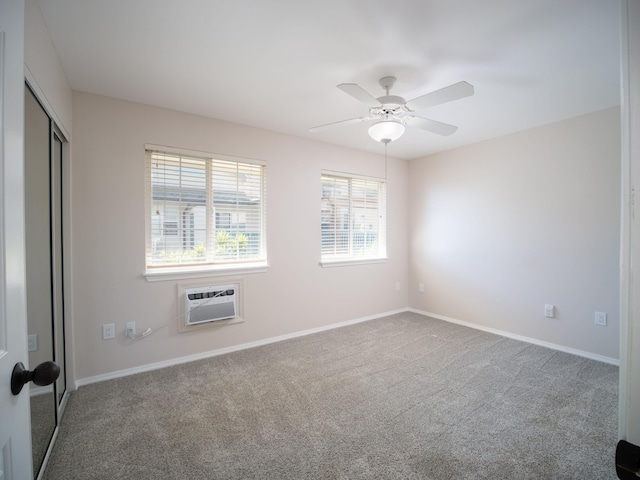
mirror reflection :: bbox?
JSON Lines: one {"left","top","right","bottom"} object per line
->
{"left": 25, "top": 84, "right": 67, "bottom": 478}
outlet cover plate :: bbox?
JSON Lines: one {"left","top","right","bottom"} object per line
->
{"left": 102, "top": 323, "right": 115, "bottom": 340}
{"left": 595, "top": 311, "right": 607, "bottom": 326}
{"left": 544, "top": 304, "right": 555, "bottom": 318}
{"left": 28, "top": 334, "right": 37, "bottom": 352}
{"left": 126, "top": 321, "right": 136, "bottom": 337}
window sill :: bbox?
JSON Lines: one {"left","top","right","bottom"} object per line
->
{"left": 319, "top": 257, "right": 387, "bottom": 268}
{"left": 144, "top": 262, "right": 269, "bottom": 282}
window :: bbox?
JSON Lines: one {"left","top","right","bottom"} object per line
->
{"left": 321, "top": 172, "right": 386, "bottom": 265}
{"left": 145, "top": 147, "right": 266, "bottom": 274}
{"left": 162, "top": 221, "right": 178, "bottom": 236}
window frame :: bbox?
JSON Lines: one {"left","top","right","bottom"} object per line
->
{"left": 144, "top": 145, "right": 268, "bottom": 282}
{"left": 320, "top": 171, "right": 387, "bottom": 267}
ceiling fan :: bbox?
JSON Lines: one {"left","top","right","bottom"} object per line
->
{"left": 309, "top": 76, "right": 474, "bottom": 143}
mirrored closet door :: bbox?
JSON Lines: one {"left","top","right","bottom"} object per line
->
{"left": 24, "top": 84, "right": 67, "bottom": 478}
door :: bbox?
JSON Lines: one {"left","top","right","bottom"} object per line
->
{"left": 0, "top": 0, "right": 33, "bottom": 479}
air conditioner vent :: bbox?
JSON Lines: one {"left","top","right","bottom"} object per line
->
{"left": 184, "top": 284, "right": 237, "bottom": 326}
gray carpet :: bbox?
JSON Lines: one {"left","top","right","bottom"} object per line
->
{"left": 43, "top": 312, "right": 619, "bottom": 479}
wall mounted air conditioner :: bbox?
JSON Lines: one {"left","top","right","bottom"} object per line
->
{"left": 185, "top": 284, "right": 237, "bottom": 326}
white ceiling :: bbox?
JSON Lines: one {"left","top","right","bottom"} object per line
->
{"left": 36, "top": 0, "right": 621, "bottom": 160}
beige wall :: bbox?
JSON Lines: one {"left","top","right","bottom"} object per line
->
{"left": 71, "top": 95, "right": 620, "bottom": 380}
{"left": 408, "top": 107, "right": 620, "bottom": 359}
{"left": 71, "top": 92, "right": 409, "bottom": 381}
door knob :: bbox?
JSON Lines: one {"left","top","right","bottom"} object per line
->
{"left": 11, "top": 361, "right": 60, "bottom": 395}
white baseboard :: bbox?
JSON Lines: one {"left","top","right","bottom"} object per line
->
{"left": 409, "top": 308, "right": 619, "bottom": 366}
{"left": 75, "top": 307, "right": 618, "bottom": 388}
{"left": 74, "top": 308, "right": 409, "bottom": 388}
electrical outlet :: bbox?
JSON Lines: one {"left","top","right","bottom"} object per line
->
{"left": 595, "top": 311, "right": 607, "bottom": 326}
{"left": 544, "top": 304, "right": 555, "bottom": 318}
{"left": 102, "top": 323, "right": 115, "bottom": 340}
{"left": 395, "top": 282, "right": 400, "bottom": 292}
{"left": 28, "top": 334, "right": 38, "bottom": 352}
{"left": 418, "top": 283, "right": 425, "bottom": 293}
{"left": 126, "top": 321, "right": 136, "bottom": 338}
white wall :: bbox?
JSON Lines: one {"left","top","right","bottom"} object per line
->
{"left": 408, "top": 107, "right": 620, "bottom": 360}
{"left": 24, "top": 0, "right": 72, "bottom": 137}
{"left": 71, "top": 92, "right": 409, "bottom": 381}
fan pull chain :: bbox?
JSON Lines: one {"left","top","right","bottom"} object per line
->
{"left": 384, "top": 139, "right": 388, "bottom": 180}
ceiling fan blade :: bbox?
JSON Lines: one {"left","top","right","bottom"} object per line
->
{"left": 405, "top": 116, "right": 458, "bottom": 136}
{"left": 337, "top": 83, "right": 382, "bottom": 108}
{"left": 406, "top": 81, "right": 474, "bottom": 111}
{"left": 309, "top": 116, "right": 373, "bottom": 132}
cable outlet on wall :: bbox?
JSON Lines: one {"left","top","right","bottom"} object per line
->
{"left": 102, "top": 323, "right": 115, "bottom": 340}
{"left": 126, "top": 321, "right": 136, "bottom": 338}
{"left": 418, "top": 283, "right": 425, "bottom": 293}
{"left": 595, "top": 311, "right": 607, "bottom": 326}
{"left": 395, "top": 282, "right": 400, "bottom": 292}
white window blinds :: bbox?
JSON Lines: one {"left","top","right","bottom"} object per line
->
{"left": 321, "top": 173, "right": 386, "bottom": 262}
{"left": 145, "top": 148, "right": 266, "bottom": 269}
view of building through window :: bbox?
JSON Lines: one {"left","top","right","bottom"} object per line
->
{"left": 145, "top": 149, "right": 266, "bottom": 268}
{"left": 321, "top": 173, "right": 386, "bottom": 262}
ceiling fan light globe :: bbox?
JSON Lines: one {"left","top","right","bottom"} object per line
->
{"left": 368, "top": 120, "right": 405, "bottom": 143}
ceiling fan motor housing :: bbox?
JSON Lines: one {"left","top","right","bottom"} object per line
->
{"left": 309, "top": 75, "right": 472, "bottom": 139}
{"left": 372, "top": 95, "right": 410, "bottom": 122}
{"left": 377, "top": 95, "right": 406, "bottom": 110}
